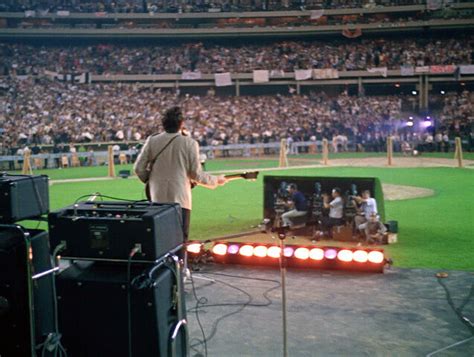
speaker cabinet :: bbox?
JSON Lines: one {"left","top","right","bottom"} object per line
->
{"left": 0, "top": 228, "right": 55, "bottom": 357}
{"left": 0, "top": 174, "right": 49, "bottom": 223}
{"left": 57, "top": 261, "right": 186, "bottom": 357}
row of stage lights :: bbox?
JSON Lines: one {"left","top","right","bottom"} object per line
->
{"left": 187, "top": 242, "right": 387, "bottom": 273}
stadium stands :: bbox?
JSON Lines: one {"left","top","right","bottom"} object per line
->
{"left": 1, "top": 36, "right": 472, "bottom": 75}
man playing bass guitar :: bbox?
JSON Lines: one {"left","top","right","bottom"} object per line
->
{"left": 134, "top": 106, "right": 227, "bottom": 242}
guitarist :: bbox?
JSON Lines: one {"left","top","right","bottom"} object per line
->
{"left": 134, "top": 106, "right": 227, "bottom": 242}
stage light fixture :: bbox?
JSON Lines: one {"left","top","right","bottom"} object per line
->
{"left": 239, "top": 245, "right": 254, "bottom": 257}
{"left": 228, "top": 244, "right": 240, "bottom": 255}
{"left": 208, "top": 243, "right": 387, "bottom": 272}
{"left": 253, "top": 245, "right": 268, "bottom": 258}
{"left": 267, "top": 246, "right": 281, "bottom": 258}
{"left": 294, "top": 248, "right": 310, "bottom": 260}
{"left": 353, "top": 250, "right": 368, "bottom": 263}
{"left": 324, "top": 249, "right": 337, "bottom": 260}
{"left": 283, "top": 247, "right": 294, "bottom": 257}
{"left": 337, "top": 249, "right": 353, "bottom": 262}
{"left": 368, "top": 251, "right": 384, "bottom": 264}
{"left": 309, "top": 248, "right": 324, "bottom": 261}
{"left": 187, "top": 243, "right": 202, "bottom": 254}
{"left": 213, "top": 243, "right": 228, "bottom": 256}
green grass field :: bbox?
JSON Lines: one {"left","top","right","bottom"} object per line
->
{"left": 21, "top": 158, "right": 474, "bottom": 271}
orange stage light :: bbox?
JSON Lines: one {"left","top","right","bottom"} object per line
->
{"left": 309, "top": 248, "right": 324, "bottom": 261}
{"left": 239, "top": 245, "right": 254, "bottom": 257}
{"left": 337, "top": 249, "right": 353, "bottom": 262}
{"left": 267, "top": 246, "right": 281, "bottom": 258}
{"left": 187, "top": 243, "right": 202, "bottom": 254}
{"left": 212, "top": 243, "right": 228, "bottom": 256}
{"left": 368, "top": 251, "right": 384, "bottom": 264}
{"left": 294, "top": 247, "right": 310, "bottom": 260}
{"left": 253, "top": 245, "right": 268, "bottom": 258}
{"left": 353, "top": 250, "right": 368, "bottom": 263}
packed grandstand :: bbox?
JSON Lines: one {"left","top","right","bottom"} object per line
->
{"left": 0, "top": 0, "right": 473, "bottom": 161}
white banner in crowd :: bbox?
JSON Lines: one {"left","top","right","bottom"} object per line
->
{"left": 181, "top": 71, "right": 202, "bottom": 80}
{"left": 43, "top": 70, "right": 90, "bottom": 83}
{"left": 459, "top": 65, "right": 474, "bottom": 74}
{"left": 400, "top": 65, "right": 414, "bottom": 76}
{"left": 270, "top": 69, "right": 285, "bottom": 78}
{"left": 367, "top": 67, "right": 387, "bottom": 78}
{"left": 24, "top": 10, "right": 35, "bottom": 17}
{"left": 294, "top": 69, "right": 312, "bottom": 81}
{"left": 313, "top": 68, "right": 339, "bottom": 79}
{"left": 415, "top": 66, "right": 430, "bottom": 73}
{"left": 57, "top": 10, "right": 70, "bottom": 16}
{"left": 310, "top": 9, "right": 324, "bottom": 20}
{"left": 214, "top": 72, "right": 232, "bottom": 87}
{"left": 430, "top": 65, "right": 455, "bottom": 74}
{"left": 253, "top": 70, "right": 269, "bottom": 83}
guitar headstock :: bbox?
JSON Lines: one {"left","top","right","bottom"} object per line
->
{"left": 241, "top": 171, "right": 259, "bottom": 180}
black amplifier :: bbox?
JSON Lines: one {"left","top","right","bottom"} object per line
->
{"left": 0, "top": 227, "right": 55, "bottom": 357}
{"left": 48, "top": 201, "right": 184, "bottom": 262}
{"left": 0, "top": 174, "right": 49, "bottom": 223}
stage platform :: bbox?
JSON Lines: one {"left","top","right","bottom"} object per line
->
{"left": 184, "top": 264, "right": 474, "bottom": 356}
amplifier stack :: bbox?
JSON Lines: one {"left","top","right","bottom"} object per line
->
{"left": 0, "top": 173, "right": 188, "bottom": 357}
{"left": 49, "top": 200, "right": 188, "bottom": 357}
{"left": 0, "top": 174, "right": 56, "bottom": 357}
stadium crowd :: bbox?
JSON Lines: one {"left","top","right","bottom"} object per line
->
{"left": 2, "top": 77, "right": 472, "bottom": 156}
{"left": 1, "top": 36, "right": 473, "bottom": 75}
{"left": 1, "top": 78, "right": 403, "bottom": 150}
{"left": 0, "top": 0, "right": 429, "bottom": 13}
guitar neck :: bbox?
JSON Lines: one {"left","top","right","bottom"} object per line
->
{"left": 224, "top": 174, "right": 244, "bottom": 181}
{"left": 224, "top": 171, "right": 259, "bottom": 182}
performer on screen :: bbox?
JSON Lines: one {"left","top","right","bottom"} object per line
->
{"left": 134, "top": 106, "right": 227, "bottom": 242}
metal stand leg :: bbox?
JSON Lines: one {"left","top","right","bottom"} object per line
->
{"left": 278, "top": 231, "right": 289, "bottom": 357}
{"left": 170, "top": 255, "right": 190, "bottom": 357}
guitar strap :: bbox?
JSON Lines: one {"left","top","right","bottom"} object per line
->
{"left": 146, "top": 134, "right": 180, "bottom": 179}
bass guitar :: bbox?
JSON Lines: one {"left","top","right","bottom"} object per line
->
{"left": 146, "top": 171, "right": 259, "bottom": 201}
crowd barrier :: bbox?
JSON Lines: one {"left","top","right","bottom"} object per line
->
{"left": 0, "top": 137, "right": 466, "bottom": 172}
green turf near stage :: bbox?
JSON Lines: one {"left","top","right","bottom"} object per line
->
{"left": 35, "top": 165, "right": 474, "bottom": 271}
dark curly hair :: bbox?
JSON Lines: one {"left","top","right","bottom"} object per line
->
{"left": 162, "top": 106, "right": 183, "bottom": 133}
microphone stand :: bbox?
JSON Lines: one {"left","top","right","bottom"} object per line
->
{"left": 272, "top": 225, "right": 290, "bottom": 357}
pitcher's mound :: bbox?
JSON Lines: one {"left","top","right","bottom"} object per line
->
{"left": 382, "top": 183, "right": 434, "bottom": 201}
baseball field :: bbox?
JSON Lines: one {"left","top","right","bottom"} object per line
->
{"left": 17, "top": 152, "right": 474, "bottom": 271}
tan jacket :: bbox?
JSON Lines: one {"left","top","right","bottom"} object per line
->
{"left": 134, "top": 132, "right": 218, "bottom": 210}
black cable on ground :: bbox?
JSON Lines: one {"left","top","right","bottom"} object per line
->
{"left": 425, "top": 276, "right": 474, "bottom": 357}
{"left": 188, "top": 272, "right": 208, "bottom": 357}
{"left": 186, "top": 271, "right": 280, "bottom": 355}
{"left": 436, "top": 276, "right": 474, "bottom": 334}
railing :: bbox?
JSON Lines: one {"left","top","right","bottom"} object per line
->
{"left": 1, "top": 3, "right": 473, "bottom": 19}
{"left": 1, "top": 18, "right": 472, "bottom": 38}
{"left": 2, "top": 139, "right": 466, "bottom": 172}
